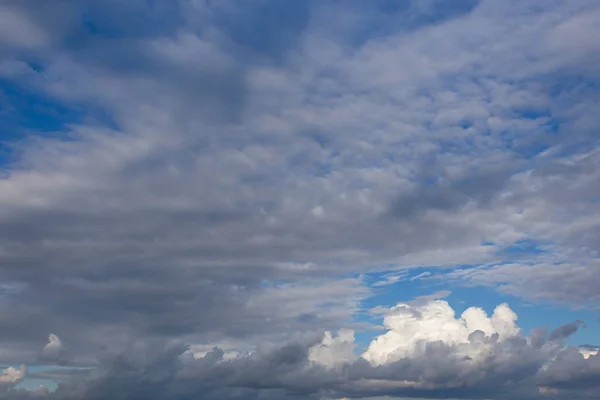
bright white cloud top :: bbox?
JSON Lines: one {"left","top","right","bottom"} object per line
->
{"left": 363, "top": 301, "right": 520, "bottom": 366}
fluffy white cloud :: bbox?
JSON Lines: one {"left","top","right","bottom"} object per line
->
{"left": 308, "top": 329, "right": 356, "bottom": 369}
{"left": 0, "top": 365, "right": 26, "bottom": 389}
{"left": 0, "top": 298, "right": 592, "bottom": 400}
{"left": 362, "top": 300, "right": 520, "bottom": 366}
{"left": 7, "top": 299, "right": 585, "bottom": 400}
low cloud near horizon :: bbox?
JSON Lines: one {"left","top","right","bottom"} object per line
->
{"left": 4, "top": 299, "right": 600, "bottom": 400}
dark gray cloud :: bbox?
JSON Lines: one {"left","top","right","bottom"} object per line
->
{"left": 0, "top": 323, "right": 592, "bottom": 400}
{"left": 390, "top": 162, "right": 520, "bottom": 218}
{"left": 549, "top": 321, "right": 585, "bottom": 342}
{"left": 537, "top": 347, "right": 600, "bottom": 395}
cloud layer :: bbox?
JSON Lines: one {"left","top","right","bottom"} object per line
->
{"left": 3, "top": 300, "right": 598, "bottom": 400}
{"left": 1, "top": 0, "right": 600, "bottom": 399}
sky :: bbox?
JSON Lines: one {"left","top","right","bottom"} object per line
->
{"left": 0, "top": 0, "right": 600, "bottom": 399}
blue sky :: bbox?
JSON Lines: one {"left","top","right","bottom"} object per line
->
{"left": 9, "top": 366, "right": 64, "bottom": 392}
{"left": 355, "top": 269, "right": 599, "bottom": 350}
{"left": 1, "top": 0, "right": 600, "bottom": 399}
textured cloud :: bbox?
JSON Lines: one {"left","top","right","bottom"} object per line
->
{"left": 446, "top": 260, "right": 600, "bottom": 306}
{"left": 0, "top": 300, "right": 594, "bottom": 400}
{"left": 0, "top": 0, "right": 598, "bottom": 356}
{"left": 0, "top": 0, "right": 599, "bottom": 398}
{"left": 362, "top": 300, "right": 520, "bottom": 365}
{"left": 579, "top": 346, "right": 599, "bottom": 360}
{"left": 0, "top": 366, "right": 26, "bottom": 390}
{"left": 308, "top": 329, "right": 356, "bottom": 369}
{"left": 40, "top": 335, "right": 67, "bottom": 366}
{"left": 537, "top": 347, "right": 600, "bottom": 394}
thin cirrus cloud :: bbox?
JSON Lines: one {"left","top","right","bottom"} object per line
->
{"left": 0, "top": 0, "right": 599, "bottom": 399}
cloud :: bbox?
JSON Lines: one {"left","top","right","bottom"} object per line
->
{"left": 537, "top": 347, "right": 600, "bottom": 393}
{"left": 446, "top": 260, "right": 600, "bottom": 306}
{"left": 0, "top": 299, "right": 592, "bottom": 400}
{"left": 578, "top": 346, "right": 599, "bottom": 360}
{"left": 0, "top": 366, "right": 26, "bottom": 390}
{"left": 362, "top": 300, "right": 520, "bottom": 366}
{"left": 0, "top": 0, "right": 599, "bottom": 398}
{"left": 308, "top": 329, "right": 356, "bottom": 369}
{"left": 40, "top": 334, "right": 67, "bottom": 365}
{"left": 548, "top": 321, "right": 585, "bottom": 342}
{"left": 0, "top": 6, "right": 47, "bottom": 49}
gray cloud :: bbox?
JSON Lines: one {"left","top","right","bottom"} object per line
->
{"left": 537, "top": 347, "right": 600, "bottom": 395}
{"left": 0, "top": 0, "right": 600, "bottom": 398}
{"left": 39, "top": 335, "right": 68, "bottom": 366}
{"left": 447, "top": 261, "right": 600, "bottom": 306}
{"left": 0, "top": 318, "right": 588, "bottom": 400}
{"left": 548, "top": 321, "right": 586, "bottom": 342}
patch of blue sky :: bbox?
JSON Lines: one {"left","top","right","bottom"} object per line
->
{"left": 499, "top": 107, "right": 561, "bottom": 159}
{"left": 480, "top": 237, "right": 548, "bottom": 254}
{"left": 548, "top": 75, "right": 599, "bottom": 98}
{"left": 25, "top": 61, "right": 44, "bottom": 74}
{"left": 0, "top": 78, "right": 119, "bottom": 167}
{"left": 515, "top": 107, "right": 552, "bottom": 122}
{"left": 353, "top": 267, "right": 598, "bottom": 353}
{"left": 543, "top": 77, "right": 600, "bottom": 147}
{"left": 497, "top": 238, "right": 551, "bottom": 256}
{"left": 206, "top": 1, "right": 310, "bottom": 63}
{"left": 77, "top": 2, "right": 183, "bottom": 39}
{"left": 307, "top": 132, "right": 332, "bottom": 150}
{"left": 444, "top": 285, "right": 599, "bottom": 347}
{"left": 325, "top": 0, "right": 481, "bottom": 48}
{"left": 0, "top": 80, "right": 76, "bottom": 167}
{"left": 312, "top": 163, "right": 334, "bottom": 178}
{"left": 353, "top": 267, "right": 450, "bottom": 350}
{"left": 15, "top": 377, "right": 58, "bottom": 392}
{"left": 0, "top": 79, "right": 83, "bottom": 135}
{"left": 0, "top": 365, "right": 93, "bottom": 392}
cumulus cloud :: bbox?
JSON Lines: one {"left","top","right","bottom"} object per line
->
{"left": 0, "top": 366, "right": 26, "bottom": 390}
{"left": 0, "top": 300, "right": 592, "bottom": 400}
{"left": 537, "top": 347, "right": 600, "bottom": 393}
{"left": 362, "top": 300, "right": 520, "bottom": 366}
{"left": 40, "top": 334, "right": 67, "bottom": 365}
{"left": 308, "top": 329, "right": 356, "bottom": 369}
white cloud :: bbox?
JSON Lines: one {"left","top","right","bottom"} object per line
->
{"left": 308, "top": 329, "right": 356, "bottom": 368}
{"left": 0, "top": 365, "right": 26, "bottom": 388}
{"left": 362, "top": 300, "right": 520, "bottom": 366}
{"left": 579, "top": 347, "right": 599, "bottom": 360}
